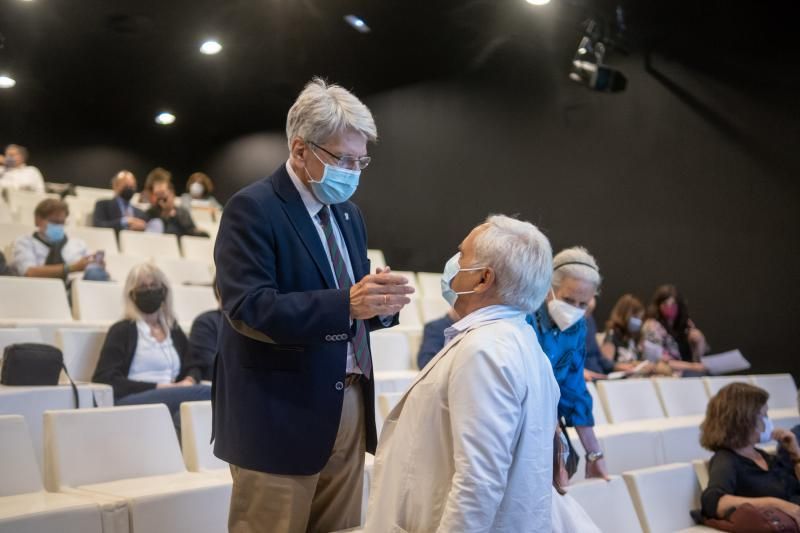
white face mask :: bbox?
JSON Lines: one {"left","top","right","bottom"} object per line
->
{"left": 189, "top": 182, "right": 205, "bottom": 198}
{"left": 547, "top": 289, "right": 586, "bottom": 331}
{"left": 759, "top": 416, "right": 774, "bottom": 444}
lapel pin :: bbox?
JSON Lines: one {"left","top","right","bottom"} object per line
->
{"left": 344, "top": 212, "right": 350, "bottom": 221}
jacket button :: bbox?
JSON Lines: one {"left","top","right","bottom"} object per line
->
{"left": 335, "top": 381, "right": 344, "bottom": 391}
{"left": 324, "top": 335, "right": 331, "bottom": 341}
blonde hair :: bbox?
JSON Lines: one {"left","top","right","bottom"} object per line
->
{"left": 123, "top": 262, "right": 176, "bottom": 330}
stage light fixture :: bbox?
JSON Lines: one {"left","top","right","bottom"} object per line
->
{"left": 155, "top": 112, "right": 176, "bottom": 125}
{"left": 344, "top": 15, "right": 371, "bottom": 33}
{"left": 526, "top": 0, "right": 551, "bottom": 5}
{"left": 0, "top": 75, "right": 16, "bottom": 89}
{"left": 200, "top": 40, "right": 222, "bottom": 55}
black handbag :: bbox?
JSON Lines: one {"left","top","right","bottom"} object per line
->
{"left": 1, "top": 343, "right": 79, "bottom": 407}
{"left": 559, "top": 418, "right": 580, "bottom": 479}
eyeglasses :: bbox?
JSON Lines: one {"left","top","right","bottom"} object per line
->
{"left": 307, "top": 141, "right": 371, "bottom": 171}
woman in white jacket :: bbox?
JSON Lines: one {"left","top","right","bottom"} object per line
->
{"left": 365, "top": 215, "right": 560, "bottom": 533}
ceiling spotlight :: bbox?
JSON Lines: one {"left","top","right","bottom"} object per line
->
{"left": 200, "top": 40, "right": 222, "bottom": 55}
{"left": 155, "top": 112, "right": 176, "bottom": 125}
{"left": 344, "top": 15, "right": 371, "bottom": 33}
{"left": 526, "top": 0, "right": 551, "bottom": 5}
{"left": 0, "top": 75, "right": 16, "bottom": 89}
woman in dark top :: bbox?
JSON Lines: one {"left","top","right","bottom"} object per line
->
{"left": 700, "top": 383, "right": 800, "bottom": 524}
{"left": 92, "top": 262, "right": 210, "bottom": 426}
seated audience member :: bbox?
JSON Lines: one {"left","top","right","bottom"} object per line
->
{"left": 0, "top": 144, "right": 45, "bottom": 192}
{"left": 188, "top": 281, "right": 221, "bottom": 381}
{"left": 642, "top": 284, "right": 707, "bottom": 374}
{"left": 181, "top": 172, "right": 223, "bottom": 210}
{"left": 92, "top": 263, "right": 210, "bottom": 427}
{"left": 365, "top": 215, "right": 560, "bottom": 531}
{"left": 0, "top": 251, "right": 13, "bottom": 275}
{"left": 700, "top": 383, "right": 800, "bottom": 523}
{"left": 141, "top": 166, "right": 172, "bottom": 206}
{"left": 416, "top": 307, "right": 458, "bottom": 369}
{"left": 527, "top": 246, "right": 608, "bottom": 479}
{"left": 12, "top": 199, "right": 108, "bottom": 280}
{"left": 552, "top": 429, "right": 602, "bottom": 533}
{"left": 146, "top": 180, "right": 209, "bottom": 237}
{"left": 584, "top": 296, "right": 613, "bottom": 380}
{"left": 93, "top": 170, "right": 147, "bottom": 231}
{"left": 599, "top": 294, "right": 663, "bottom": 377}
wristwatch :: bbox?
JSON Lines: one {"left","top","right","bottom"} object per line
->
{"left": 586, "top": 451, "right": 604, "bottom": 463}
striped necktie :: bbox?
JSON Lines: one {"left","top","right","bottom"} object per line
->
{"left": 317, "top": 206, "right": 372, "bottom": 378}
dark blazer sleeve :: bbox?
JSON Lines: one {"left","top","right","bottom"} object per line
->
{"left": 702, "top": 450, "right": 738, "bottom": 518}
{"left": 173, "top": 324, "right": 204, "bottom": 383}
{"left": 92, "top": 320, "right": 157, "bottom": 401}
{"left": 188, "top": 311, "right": 219, "bottom": 381}
{"left": 92, "top": 199, "right": 123, "bottom": 230}
{"left": 216, "top": 192, "right": 351, "bottom": 345}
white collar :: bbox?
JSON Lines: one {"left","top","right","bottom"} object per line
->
{"left": 444, "top": 304, "right": 524, "bottom": 345}
{"left": 285, "top": 160, "right": 324, "bottom": 217}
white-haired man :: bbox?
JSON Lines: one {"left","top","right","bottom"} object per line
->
{"left": 213, "top": 78, "right": 415, "bottom": 533}
{"left": 93, "top": 170, "right": 148, "bottom": 232}
{"left": 527, "top": 246, "right": 609, "bottom": 480}
{"left": 0, "top": 144, "right": 45, "bottom": 192}
{"left": 365, "top": 215, "right": 560, "bottom": 532}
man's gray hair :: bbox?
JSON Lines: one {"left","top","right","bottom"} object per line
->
{"left": 472, "top": 215, "right": 553, "bottom": 313}
{"left": 286, "top": 77, "right": 377, "bottom": 148}
{"left": 552, "top": 246, "right": 602, "bottom": 290}
{"left": 111, "top": 170, "right": 134, "bottom": 188}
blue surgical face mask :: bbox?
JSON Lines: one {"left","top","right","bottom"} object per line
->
{"left": 759, "top": 416, "right": 774, "bottom": 444}
{"left": 440, "top": 252, "right": 485, "bottom": 307}
{"left": 628, "top": 316, "right": 643, "bottom": 333}
{"left": 44, "top": 223, "right": 65, "bottom": 243}
{"left": 305, "top": 148, "right": 361, "bottom": 205}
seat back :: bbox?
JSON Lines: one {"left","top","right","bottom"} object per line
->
{"left": 370, "top": 330, "right": 412, "bottom": 372}
{"left": 416, "top": 272, "right": 442, "bottom": 300}
{"left": 586, "top": 381, "right": 609, "bottom": 425}
{"left": 419, "top": 297, "right": 451, "bottom": 324}
{"left": 44, "top": 404, "right": 185, "bottom": 490}
{"left": 180, "top": 401, "right": 227, "bottom": 472}
{"left": 154, "top": 257, "right": 214, "bottom": 286}
{"left": 0, "top": 277, "right": 72, "bottom": 320}
{"left": 104, "top": 253, "right": 145, "bottom": 283}
{"left": 119, "top": 230, "right": 181, "bottom": 259}
{"left": 568, "top": 476, "right": 643, "bottom": 533}
{"left": 658, "top": 423, "right": 712, "bottom": 464}
{"left": 598, "top": 427, "right": 664, "bottom": 474}
{"left": 398, "top": 300, "right": 423, "bottom": 329}
{"left": 692, "top": 459, "right": 710, "bottom": 491}
{"left": 623, "top": 463, "right": 702, "bottom": 533}
{"left": 750, "top": 374, "right": 798, "bottom": 410}
{"left": 67, "top": 226, "right": 119, "bottom": 255}
{"left": 653, "top": 377, "right": 709, "bottom": 417}
{"left": 367, "top": 249, "right": 386, "bottom": 269}
{"left": 596, "top": 379, "right": 666, "bottom": 423}
{"left": 0, "top": 415, "right": 43, "bottom": 496}
{"left": 0, "top": 327, "right": 44, "bottom": 357}
{"left": 74, "top": 186, "right": 115, "bottom": 201}
{"left": 703, "top": 376, "right": 753, "bottom": 398}
{"left": 71, "top": 279, "right": 124, "bottom": 323}
{"left": 180, "top": 235, "right": 214, "bottom": 263}
{"left": 55, "top": 328, "right": 107, "bottom": 382}
{"left": 172, "top": 284, "right": 218, "bottom": 325}
{"left": 7, "top": 191, "right": 59, "bottom": 225}
{"left": 0, "top": 222, "right": 32, "bottom": 252}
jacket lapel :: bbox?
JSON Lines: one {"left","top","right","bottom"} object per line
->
{"left": 272, "top": 166, "right": 336, "bottom": 289}
{"left": 331, "top": 204, "right": 366, "bottom": 280}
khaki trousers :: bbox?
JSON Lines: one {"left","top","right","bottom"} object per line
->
{"left": 228, "top": 381, "right": 366, "bottom": 533}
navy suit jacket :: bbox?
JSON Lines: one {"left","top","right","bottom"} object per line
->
{"left": 93, "top": 197, "right": 147, "bottom": 231}
{"left": 212, "top": 164, "right": 395, "bottom": 475}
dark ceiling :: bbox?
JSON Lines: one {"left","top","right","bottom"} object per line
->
{"left": 0, "top": 0, "right": 796, "bottom": 147}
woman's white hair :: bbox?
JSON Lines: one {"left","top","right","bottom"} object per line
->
{"left": 552, "top": 246, "right": 602, "bottom": 290}
{"left": 123, "top": 262, "right": 176, "bottom": 329}
{"left": 286, "top": 77, "right": 377, "bottom": 148}
{"left": 471, "top": 215, "right": 553, "bottom": 313}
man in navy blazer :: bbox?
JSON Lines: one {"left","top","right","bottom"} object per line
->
{"left": 92, "top": 170, "right": 147, "bottom": 232}
{"left": 213, "top": 78, "right": 415, "bottom": 533}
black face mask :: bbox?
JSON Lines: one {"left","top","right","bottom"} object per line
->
{"left": 132, "top": 287, "right": 166, "bottom": 314}
{"left": 119, "top": 187, "right": 135, "bottom": 202}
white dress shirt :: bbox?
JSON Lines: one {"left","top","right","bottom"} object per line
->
{"left": 128, "top": 320, "right": 181, "bottom": 384}
{"left": 0, "top": 165, "right": 45, "bottom": 192}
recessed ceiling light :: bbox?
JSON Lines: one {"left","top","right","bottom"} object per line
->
{"left": 526, "top": 0, "right": 551, "bottom": 5}
{"left": 0, "top": 75, "right": 16, "bottom": 89}
{"left": 155, "top": 112, "right": 176, "bottom": 125}
{"left": 200, "top": 40, "right": 222, "bottom": 55}
{"left": 344, "top": 15, "right": 371, "bottom": 33}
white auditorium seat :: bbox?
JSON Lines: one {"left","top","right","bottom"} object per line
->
{"left": 397, "top": 299, "right": 423, "bottom": 329}
{"left": 367, "top": 249, "right": 386, "bottom": 269}
{"left": 623, "top": 463, "right": 712, "bottom": 533}
{"left": 586, "top": 381, "right": 609, "bottom": 426}
{"left": 180, "top": 401, "right": 229, "bottom": 475}
{"left": 0, "top": 277, "right": 73, "bottom": 321}
{"left": 55, "top": 328, "right": 107, "bottom": 382}
{"left": 703, "top": 375, "right": 753, "bottom": 398}
{"left": 104, "top": 254, "right": 144, "bottom": 283}
{"left": 180, "top": 235, "right": 214, "bottom": 263}
{"left": 595, "top": 425, "right": 664, "bottom": 475}
{"left": 0, "top": 415, "right": 103, "bottom": 533}
{"left": 419, "top": 297, "right": 451, "bottom": 324}
{"left": 7, "top": 191, "right": 59, "bottom": 225}
{"left": 416, "top": 272, "right": 442, "bottom": 299}
{"left": 653, "top": 377, "right": 710, "bottom": 417}
{"left": 596, "top": 379, "right": 666, "bottom": 423}
{"left": 568, "top": 476, "right": 643, "bottom": 533}
{"left": 0, "top": 222, "right": 32, "bottom": 251}
{"left": 0, "top": 327, "right": 43, "bottom": 357}
{"left": 172, "top": 285, "right": 218, "bottom": 326}
{"left": 118, "top": 230, "right": 181, "bottom": 259}
{"left": 154, "top": 257, "right": 214, "bottom": 286}
{"left": 64, "top": 196, "right": 100, "bottom": 227}
{"left": 44, "top": 404, "right": 232, "bottom": 533}
{"left": 749, "top": 374, "right": 798, "bottom": 410}
{"left": 692, "top": 459, "right": 710, "bottom": 491}
{"left": 71, "top": 280, "right": 124, "bottom": 323}
{"left": 74, "top": 186, "right": 115, "bottom": 201}
{"left": 658, "top": 421, "right": 712, "bottom": 464}
{"left": 189, "top": 207, "right": 216, "bottom": 225}
{"left": 370, "top": 330, "right": 413, "bottom": 372}
{"left": 66, "top": 226, "right": 120, "bottom": 255}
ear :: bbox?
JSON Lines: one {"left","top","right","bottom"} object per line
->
{"left": 289, "top": 138, "right": 307, "bottom": 168}
{"left": 474, "top": 267, "right": 495, "bottom": 294}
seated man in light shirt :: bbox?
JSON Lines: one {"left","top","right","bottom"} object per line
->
{"left": 12, "top": 198, "right": 108, "bottom": 281}
{"left": 365, "top": 214, "right": 560, "bottom": 533}
{"left": 0, "top": 144, "right": 45, "bottom": 192}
